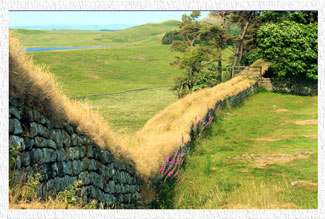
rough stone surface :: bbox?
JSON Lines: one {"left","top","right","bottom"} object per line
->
{"left": 9, "top": 99, "right": 142, "bottom": 209}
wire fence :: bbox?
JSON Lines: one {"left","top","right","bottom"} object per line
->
{"left": 70, "top": 85, "right": 171, "bottom": 99}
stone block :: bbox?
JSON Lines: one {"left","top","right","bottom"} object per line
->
{"left": 63, "top": 160, "right": 72, "bottom": 175}
{"left": 10, "top": 118, "right": 23, "bottom": 135}
{"left": 42, "top": 148, "right": 57, "bottom": 163}
{"left": 9, "top": 135, "right": 25, "bottom": 151}
{"left": 47, "top": 139, "right": 57, "bottom": 149}
{"left": 9, "top": 106, "right": 22, "bottom": 120}
{"left": 34, "top": 137, "right": 47, "bottom": 148}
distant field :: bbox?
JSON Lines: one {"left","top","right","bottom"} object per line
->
{"left": 29, "top": 43, "right": 181, "bottom": 97}
{"left": 161, "top": 91, "right": 318, "bottom": 209}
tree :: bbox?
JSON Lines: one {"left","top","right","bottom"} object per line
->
{"left": 200, "top": 11, "right": 233, "bottom": 81}
{"left": 170, "top": 11, "right": 208, "bottom": 97}
{"left": 257, "top": 20, "right": 317, "bottom": 80}
{"left": 172, "top": 11, "right": 202, "bottom": 52}
{"left": 230, "top": 11, "right": 260, "bottom": 77}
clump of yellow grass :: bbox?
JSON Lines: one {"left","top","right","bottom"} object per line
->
{"left": 9, "top": 36, "right": 268, "bottom": 179}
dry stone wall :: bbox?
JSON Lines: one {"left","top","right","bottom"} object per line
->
{"left": 9, "top": 97, "right": 141, "bottom": 209}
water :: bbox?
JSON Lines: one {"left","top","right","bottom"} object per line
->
{"left": 25, "top": 46, "right": 110, "bottom": 52}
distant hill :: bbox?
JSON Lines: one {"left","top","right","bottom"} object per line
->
{"left": 95, "top": 20, "right": 181, "bottom": 44}
{"left": 9, "top": 24, "right": 136, "bottom": 31}
{"left": 10, "top": 20, "right": 181, "bottom": 47}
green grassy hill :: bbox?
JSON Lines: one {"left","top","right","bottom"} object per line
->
{"left": 10, "top": 20, "right": 180, "bottom": 48}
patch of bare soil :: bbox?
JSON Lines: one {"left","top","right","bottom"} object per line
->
{"left": 131, "top": 56, "right": 150, "bottom": 61}
{"left": 232, "top": 152, "right": 313, "bottom": 167}
{"left": 254, "top": 137, "right": 289, "bottom": 142}
{"left": 88, "top": 75, "right": 101, "bottom": 80}
{"left": 295, "top": 120, "right": 318, "bottom": 125}
{"left": 303, "top": 134, "right": 318, "bottom": 139}
{"left": 273, "top": 108, "right": 289, "bottom": 112}
{"left": 226, "top": 112, "right": 247, "bottom": 116}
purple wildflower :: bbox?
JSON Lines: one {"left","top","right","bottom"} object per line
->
{"left": 164, "top": 166, "right": 171, "bottom": 175}
{"left": 173, "top": 171, "right": 179, "bottom": 177}
{"left": 176, "top": 157, "right": 180, "bottom": 165}
{"left": 197, "top": 147, "right": 200, "bottom": 151}
{"left": 171, "top": 150, "right": 178, "bottom": 165}
{"left": 180, "top": 152, "right": 184, "bottom": 159}
{"left": 181, "top": 135, "right": 184, "bottom": 144}
{"left": 165, "top": 155, "right": 170, "bottom": 164}
{"left": 195, "top": 116, "right": 197, "bottom": 122}
{"left": 159, "top": 164, "right": 165, "bottom": 174}
{"left": 180, "top": 159, "right": 184, "bottom": 166}
{"left": 205, "top": 141, "right": 208, "bottom": 144}
{"left": 177, "top": 176, "right": 185, "bottom": 183}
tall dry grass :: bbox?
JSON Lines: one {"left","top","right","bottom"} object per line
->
{"left": 9, "top": 36, "right": 268, "bottom": 179}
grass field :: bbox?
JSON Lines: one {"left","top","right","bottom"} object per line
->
{"left": 159, "top": 91, "right": 318, "bottom": 209}
{"left": 11, "top": 21, "right": 235, "bottom": 133}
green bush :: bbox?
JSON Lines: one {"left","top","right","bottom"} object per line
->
{"left": 257, "top": 21, "right": 317, "bottom": 80}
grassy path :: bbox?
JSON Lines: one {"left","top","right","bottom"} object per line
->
{"left": 160, "top": 91, "right": 317, "bottom": 209}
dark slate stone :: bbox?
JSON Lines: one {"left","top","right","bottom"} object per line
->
{"left": 33, "top": 110, "right": 41, "bottom": 123}
{"left": 9, "top": 119, "right": 14, "bottom": 133}
{"left": 10, "top": 118, "right": 23, "bottom": 135}
{"left": 49, "top": 129, "right": 56, "bottom": 141}
{"left": 62, "top": 130, "right": 71, "bottom": 147}
{"left": 57, "top": 162, "right": 64, "bottom": 177}
{"left": 37, "top": 124, "right": 49, "bottom": 138}
{"left": 57, "top": 149, "right": 67, "bottom": 162}
{"left": 88, "top": 159, "right": 97, "bottom": 171}
{"left": 90, "top": 185, "right": 97, "bottom": 199}
{"left": 68, "top": 147, "right": 80, "bottom": 160}
{"left": 9, "top": 97, "right": 19, "bottom": 107}
{"left": 121, "top": 184, "right": 126, "bottom": 194}
{"left": 29, "top": 122, "right": 38, "bottom": 137}
{"left": 55, "top": 129, "right": 64, "bottom": 149}
{"left": 115, "top": 184, "right": 121, "bottom": 194}
{"left": 47, "top": 139, "right": 57, "bottom": 149}
{"left": 15, "top": 155, "right": 22, "bottom": 169}
{"left": 9, "top": 135, "right": 25, "bottom": 151}
{"left": 65, "top": 124, "right": 74, "bottom": 135}
{"left": 79, "top": 146, "right": 86, "bottom": 159}
{"left": 106, "top": 181, "right": 115, "bottom": 194}
{"left": 23, "top": 137, "right": 34, "bottom": 150}
{"left": 42, "top": 148, "right": 57, "bottom": 163}
{"left": 86, "top": 145, "right": 94, "bottom": 158}
{"left": 38, "top": 165, "right": 49, "bottom": 182}
{"left": 31, "top": 148, "right": 43, "bottom": 164}
{"left": 78, "top": 171, "right": 90, "bottom": 185}
{"left": 71, "top": 134, "right": 78, "bottom": 146}
{"left": 72, "top": 160, "right": 83, "bottom": 176}
{"left": 63, "top": 160, "right": 72, "bottom": 175}
{"left": 44, "top": 118, "right": 54, "bottom": 129}
{"left": 125, "top": 184, "right": 130, "bottom": 193}
{"left": 34, "top": 137, "right": 47, "bottom": 148}
{"left": 39, "top": 116, "right": 47, "bottom": 125}
{"left": 9, "top": 107, "right": 22, "bottom": 120}
{"left": 21, "top": 151, "right": 30, "bottom": 167}
{"left": 52, "top": 163, "right": 59, "bottom": 178}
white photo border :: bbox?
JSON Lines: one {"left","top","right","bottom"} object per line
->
{"left": 1, "top": 0, "right": 324, "bottom": 218}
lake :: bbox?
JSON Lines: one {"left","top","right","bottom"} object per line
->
{"left": 25, "top": 46, "right": 110, "bottom": 52}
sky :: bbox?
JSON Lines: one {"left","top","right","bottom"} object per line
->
{"left": 9, "top": 11, "right": 211, "bottom": 27}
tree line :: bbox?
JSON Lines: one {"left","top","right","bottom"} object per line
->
{"left": 162, "top": 11, "right": 318, "bottom": 97}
